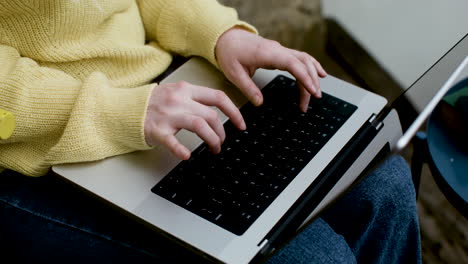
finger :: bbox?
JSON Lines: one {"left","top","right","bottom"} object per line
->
{"left": 191, "top": 84, "right": 247, "bottom": 130}
{"left": 299, "top": 85, "right": 311, "bottom": 112}
{"left": 186, "top": 100, "right": 226, "bottom": 143}
{"left": 307, "top": 63, "right": 322, "bottom": 98}
{"left": 305, "top": 60, "right": 321, "bottom": 97}
{"left": 175, "top": 114, "right": 222, "bottom": 154}
{"left": 258, "top": 46, "right": 316, "bottom": 96}
{"left": 226, "top": 63, "right": 264, "bottom": 107}
{"left": 292, "top": 51, "right": 322, "bottom": 98}
{"left": 312, "top": 58, "right": 328, "bottom": 78}
{"left": 156, "top": 131, "right": 191, "bottom": 160}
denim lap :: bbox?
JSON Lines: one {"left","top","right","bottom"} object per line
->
{"left": 0, "top": 155, "right": 420, "bottom": 263}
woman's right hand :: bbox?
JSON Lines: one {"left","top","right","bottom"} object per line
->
{"left": 144, "top": 81, "right": 246, "bottom": 160}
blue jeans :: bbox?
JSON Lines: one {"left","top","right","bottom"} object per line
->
{"left": 0, "top": 155, "right": 421, "bottom": 263}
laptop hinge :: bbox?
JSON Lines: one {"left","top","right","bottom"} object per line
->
{"left": 254, "top": 114, "right": 382, "bottom": 261}
{"left": 257, "top": 239, "right": 269, "bottom": 252}
{"left": 368, "top": 113, "right": 384, "bottom": 131}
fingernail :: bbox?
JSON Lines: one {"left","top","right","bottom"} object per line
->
{"left": 254, "top": 94, "right": 262, "bottom": 106}
{"left": 316, "top": 89, "right": 322, "bottom": 98}
{"left": 182, "top": 152, "right": 190, "bottom": 160}
{"left": 179, "top": 147, "right": 190, "bottom": 160}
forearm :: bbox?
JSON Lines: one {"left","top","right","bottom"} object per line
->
{"left": 136, "top": 0, "right": 257, "bottom": 67}
{"left": 0, "top": 45, "right": 153, "bottom": 176}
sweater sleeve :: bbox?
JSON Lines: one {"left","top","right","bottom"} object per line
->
{"left": 0, "top": 45, "right": 153, "bottom": 177}
{"left": 136, "top": 0, "right": 257, "bottom": 67}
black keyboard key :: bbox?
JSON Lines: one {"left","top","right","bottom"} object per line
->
{"left": 339, "top": 102, "right": 357, "bottom": 118}
{"left": 151, "top": 75, "right": 357, "bottom": 235}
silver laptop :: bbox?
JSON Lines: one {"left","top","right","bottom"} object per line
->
{"left": 52, "top": 34, "right": 467, "bottom": 264}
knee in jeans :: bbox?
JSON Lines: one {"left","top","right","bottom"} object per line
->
{"left": 359, "top": 155, "right": 417, "bottom": 215}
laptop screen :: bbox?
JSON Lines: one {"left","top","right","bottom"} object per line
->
{"left": 390, "top": 34, "right": 468, "bottom": 151}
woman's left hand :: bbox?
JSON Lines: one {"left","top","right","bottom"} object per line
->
{"left": 215, "top": 27, "right": 327, "bottom": 112}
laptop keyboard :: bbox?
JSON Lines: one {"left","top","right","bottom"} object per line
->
{"left": 151, "top": 75, "right": 357, "bottom": 235}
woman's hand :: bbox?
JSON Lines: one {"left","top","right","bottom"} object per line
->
{"left": 215, "top": 27, "right": 327, "bottom": 112}
{"left": 144, "top": 81, "right": 246, "bottom": 160}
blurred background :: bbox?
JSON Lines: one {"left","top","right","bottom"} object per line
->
{"left": 220, "top": 0, "right": 467, "bottom": 263}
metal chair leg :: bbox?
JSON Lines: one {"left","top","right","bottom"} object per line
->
{"left": 410, "top": 132, "right": 428, "bottom": 199}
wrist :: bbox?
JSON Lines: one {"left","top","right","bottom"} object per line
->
{"left": 215, "top": 25, "right": 258, "bottom": 65}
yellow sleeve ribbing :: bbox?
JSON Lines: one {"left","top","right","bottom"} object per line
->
{"left": 136, "top": 0, "right": 257, "bottom": 67}
{"left": 0, "top": 45, "right": 153, "bottom": 176}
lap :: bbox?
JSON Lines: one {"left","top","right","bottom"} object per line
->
{"left": 266, "top": 218, "right": 356, "bottom": 264}
{"left": 0, "top": 155, "right": 418, "bottom": 263}
{"left": 0, "top": 170, "right": 195, "bottom": 263}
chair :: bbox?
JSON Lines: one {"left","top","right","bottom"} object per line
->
{"left": 411, "top": 78, "right": 468, "bottom": 218}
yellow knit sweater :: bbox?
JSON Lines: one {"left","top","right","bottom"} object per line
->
{"left": 0, "top": 0, "right": 255, "bottom": 176}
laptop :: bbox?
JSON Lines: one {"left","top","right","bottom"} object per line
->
{"left": 52, "top": 34, "right": 468, "bottom": 264}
